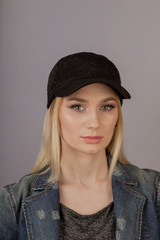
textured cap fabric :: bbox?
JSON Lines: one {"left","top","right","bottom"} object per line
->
{"left": 47, "top": 52, "right": 131, "bottom": 108}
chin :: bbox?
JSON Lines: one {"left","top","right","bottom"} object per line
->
{"left": 80, "top": 146, "right": 104, "bottom": 155}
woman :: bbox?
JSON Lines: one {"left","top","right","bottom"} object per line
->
{"left": 0, "top": 52, "right": 159, "bottom": 240}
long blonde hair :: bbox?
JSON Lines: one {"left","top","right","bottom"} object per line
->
{"left": 31, "top": 95, "right": 129, "bottom": 183}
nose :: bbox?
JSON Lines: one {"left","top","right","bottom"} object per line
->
{"left": 86, "top": 110, "right": 100, "bottom": 129}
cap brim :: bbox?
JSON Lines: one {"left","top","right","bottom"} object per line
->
{"left": 55, "top": 77, "right": 131, "bottom": 99}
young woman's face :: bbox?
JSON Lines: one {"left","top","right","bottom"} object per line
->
{"left": 59, "top": 83, "right": 119, "bottom": 156}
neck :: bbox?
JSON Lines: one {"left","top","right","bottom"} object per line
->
{"left": 60, "top": 148, "right": 109, "bottom": 187}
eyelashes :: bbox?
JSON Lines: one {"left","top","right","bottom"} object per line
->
{"left": 70, "top": 104, "right": 85, "bottom": 111}
{"left": 100, "top": 105, "right": 115, "bottom": 111}
{"left": 70, "top": 104, "right": 115, "bottom": 112}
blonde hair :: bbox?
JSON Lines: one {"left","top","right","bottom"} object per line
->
{"left": 31, "top": 95, "right": 129, "bottom": 183}
{"left": 31, "top": 97, "right": 62, "bottom": 182}
{"left": 107, "top": 95, "right": 129, "bottom": 182}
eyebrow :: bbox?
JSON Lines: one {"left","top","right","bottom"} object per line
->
{"left": 67, "top": 97, "right": 117, "bottom": 103}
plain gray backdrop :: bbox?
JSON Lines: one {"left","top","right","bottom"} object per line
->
{"left": 1, "top": 0, "right": 160, "bottom": 189}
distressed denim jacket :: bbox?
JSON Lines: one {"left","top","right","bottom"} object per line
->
{"left": 0, "top": 157, "right": 160, "bottom": 240}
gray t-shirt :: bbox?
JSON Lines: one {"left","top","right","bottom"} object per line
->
{"left": 60, "top": 201, "right": 116, "bottom": 240}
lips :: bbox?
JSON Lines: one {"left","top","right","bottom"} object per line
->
{"left": 81, "top": 136, "right": 103, "bottom": 144}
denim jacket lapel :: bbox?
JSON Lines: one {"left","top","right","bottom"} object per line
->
{"left": 112, "top": 163, "right": 146, "bottom": 240}
{"left": 22, "top": 161, "right": 147, "bottom": 240}
{"left": 22, "top": 174, "right": 60, "bottom": 240}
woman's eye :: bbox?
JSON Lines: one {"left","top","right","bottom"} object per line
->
{"left": 100, "top": 105, "right": 115, "bottom": 111}
{"left": 70, "top": 105, "right": 85, "bottom": 111}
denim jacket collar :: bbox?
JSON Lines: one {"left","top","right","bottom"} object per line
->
{"left": 23, "top": 172, "right": 60, "bottom": 239}
{"left": 23, "top": 160, "right": 146, "bottom": 240}
{"left": 111, "top": 161, "right": 146, "bottom": 239}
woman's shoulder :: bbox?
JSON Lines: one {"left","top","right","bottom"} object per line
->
{"left": 0, "top": 173, "right": 38, "bottom": 203}
{"left": 114, "top": 160, "right": 160, "bottom": 191}
{"left": 0, "top": 171, "right": 55, "bottom": 238}
{"left": 0, "top": 170, "right": 52, "bottom": 205}
{"left": 124, "top": 162, "right": 160, "bottom": 182}
{"left": 117, "top": 162, "right": 160, "bottom": 197}
{"left": 113, "top": 162, "right": 160, "bottom": 212}
{"left": 115, "top": 160, "right": 160, "bottom": 179}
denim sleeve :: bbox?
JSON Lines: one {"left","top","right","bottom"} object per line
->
{"left": 0, "top": 186, "right": 18, "bottom": 240}
{"left": 156, "top": 173, "right": 160, "bottom": 235}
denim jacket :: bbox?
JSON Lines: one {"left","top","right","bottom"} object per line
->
{"left": 0, "top": 158, "right": 160, "bottom": 240}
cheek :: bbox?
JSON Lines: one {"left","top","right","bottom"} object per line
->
{"left": 105, "top": 124, "right": 115, "bottom": 140}
{"left": 59, "top": 113, "right": 70, "bottom": 137}
{"left": 112, "top": 110, "right": 118, "bottom": 127}
{"left": 104, "top": 113, "right": 118, "bottom": 138}
{"left": 59, "top": 110, "right": 79, "bottom": 139}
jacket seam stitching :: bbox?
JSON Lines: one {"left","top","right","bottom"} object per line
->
{"left": 155, "top": 174, "right": 160, "bottom": 204}
{"left": 6, "top": 186, "right": 17, "bottom": 215}
{"left": 32, "top": 175, "right": 41, "bottom": 188}
{"left": 142, "top": 219, "right": 152, "bottom": 240}
{"left": 122, "top": 183, "right": 145, "bottom": 240}
{"left": 123, "top": 165, "right": 137, "bottom": 183}
{"left": 23, "top": 187, "right": 51, "bottom": 240}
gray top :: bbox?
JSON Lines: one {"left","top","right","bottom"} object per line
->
{"left": 60, "top": 201, "right": 116, "bottom": 240}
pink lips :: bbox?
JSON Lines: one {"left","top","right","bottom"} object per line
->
{"left": 81, "top": 136, "right": 103, "bottom": 144}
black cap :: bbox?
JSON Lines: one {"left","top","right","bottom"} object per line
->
{"left": 47, "top": 52, "right": 131, "bottom": 108}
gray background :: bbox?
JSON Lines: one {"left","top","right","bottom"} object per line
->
{"left": 1, "top": 0, "right": 160, "bottom": 189}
